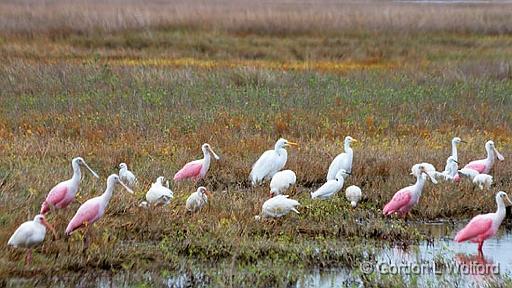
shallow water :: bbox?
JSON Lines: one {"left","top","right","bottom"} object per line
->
{"left": 298, "top": 221, "right": 512, "bottom": 287}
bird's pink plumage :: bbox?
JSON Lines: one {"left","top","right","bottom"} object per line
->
{"left": 40, "top": 184, "right": 69, "bottom": 214}
{"left": 383, "top": 188, "right": 412, "bottom": 215}
{"left": 65, "top": 202, "right": 101, "bottom": 235}
{"left": 464, "top": 161, "right": 487, "bottom": 174}
{"left": 174, "top": 162, "right": 203, "bottom": 181}
{"left": 455, "top": 217, "right": 493, "bottom": 243}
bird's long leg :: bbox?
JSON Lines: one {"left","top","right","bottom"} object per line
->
{"left": 478, "top": 241, "right": 484, "bottom": 252}
{"left": 25, "top": 249, "right": 32, "bottom": 266}
{"left": 82, "top": 221, "right": 91, "bottom": 254}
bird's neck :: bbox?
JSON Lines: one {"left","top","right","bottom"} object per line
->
{"left": 276, "top": 148, "right": 286, "bottom": 157}
{"left": 344, "top": 142, "right": 352, "bottom": 154}
{"left": 496, "top": 200, "right": 506, "bottom": 220}
{"left": 101, "top": 181, "right": 115, "bottom": 205}
{"left": 71, "top": 163, "right": 81, "bottom": 183}
{"left": 120, "top": 167, "right": 127, "bottom": 173}
{"left": 414, "top": 174, "right": 426, "bottom": 196}
{"left": 486, "top": 147, "right": 495, "bottom": 163}
{"left": 451, "top": 142, "right": 458, "bottom": 161}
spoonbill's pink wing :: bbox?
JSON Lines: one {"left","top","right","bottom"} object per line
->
{"left": 174, "top": 162, "right": 203, "bottom": 181}
{"left": 383, "top": 188, "right": 412, "bottom": 215}
{"left": 464, "top": 161, "right": 486, "bottom": 174}
{"left": 65, "top": 201, "right": 101, "bottom": 235}
{"left": 40, "top": 184, "right": 68, "bottom": 214}
{"left": 454, "top": 216, "right": 492, "bottom": 243}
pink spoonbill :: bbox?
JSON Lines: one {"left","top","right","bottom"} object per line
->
{"left": 454, "top": 140, "right": 504, "bottom": 182}
{"left": 65, "top": 174, "right": 133, "bottom": 243}
{"left": 174, "top": 143, "right": 220, "bottom": 181}
{"left": 454, "top": 191, "right": 511, "bottom": 252}
{"left": 8, "top": 214, "right": 57, "bottom": 265}
{"left": 383, "top": 165, "right": 438, "bottom": 218}
{"left": 40, "top": 157, "right": 99, "bottom": 214}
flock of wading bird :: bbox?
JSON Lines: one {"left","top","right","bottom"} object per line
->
{"left": 6, "top": 136, "right": 508, "bottom": 264}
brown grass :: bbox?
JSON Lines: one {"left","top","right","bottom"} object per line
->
{"left": 1, "top": 0, "right": 512, "bottom": 37}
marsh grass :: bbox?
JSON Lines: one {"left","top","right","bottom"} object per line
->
{"left": 1, "top": 1, "right": 512, "bottom": 286}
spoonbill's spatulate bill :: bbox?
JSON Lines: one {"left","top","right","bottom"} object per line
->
{"left": 174, "top": 143, "right": 220, "bottom": 181}
{"left": 250, "top": 138, "right": 298, "bottom": 186}
{"left": 383, "top": 165, "right": 437, "bottom": 217}
{"left": 311, "top": 169, "right": 350, "bottom": 200}
{"left": 40, "top": 157, "right": 99, "bottom": 214}
{"left": 454, "top": 191, "right": 512, "bottom": 252}
{"left": 145, "top": 176, "right": 174, "bottom": 206}
{"left": 119, "top": 163, "right": 137, "bottom": 188}
{"left": 454, "top": 140, "right": 504, "bottom": 182}
{"left": 270, "top": 170, "right": 296, "bottom": 197}
{"left": 186, "top": 186, "right": 211, "bottom": 212}
{"left": 8, "top": 214, "right": 56, "bottom": 264}
{"left": 345, "top": 185, "right": 362, "bottom": 207}
{"left": 326, "top": 136, "right": 356, "bottom": 181}
{"left": 255, "top": 195, "right": 300, "bottom": 220}
{"left": 65, "top": 174, "right": 133, "bottom": 235}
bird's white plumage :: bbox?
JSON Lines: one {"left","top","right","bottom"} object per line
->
{"left": 257, "top": 195, "right": 300, "bottom": 219}
{"left": 312, "top": 170, "right": 348, "bottom": 199}
{"left": 411, "top": 162, "right": 442, "bottom": 182}
{"left": 8, "top": 215, "right": 47, "bottom": 248}
{"left": 473, "top": 174, "right": 493, "bottom": 190}
{"left": 326, "top": 136, "right": 355, "bottom": 181}
{"left": 270, "top": 170, "right": 296, "bottom": 196}
{"left": 250, "top": 138, "right": 296, "bottom": 186}
{"left": 439, "top": 156, "right": 459, "bottom": 181}
{"left": 458, "top": 168, "right": 480, "bottom": 181}
{"left": 145, "top": 176, "right": 174, "bottom": 206}
{"left": 345, "top": 185, "right": 362, "bottom": 207}
{"left": 119, "top": 163, "right": 137, "bottom": 188}
{"left": 186, "top": 187, "right": 209, "bottom": 212}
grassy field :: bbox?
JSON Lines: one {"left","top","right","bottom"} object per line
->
{"left": 1, "top": 0, "right": 512, "bottom": 287}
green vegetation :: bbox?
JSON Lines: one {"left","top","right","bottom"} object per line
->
{"left": 1, "top": 0, "right": 512, "bottom": 287}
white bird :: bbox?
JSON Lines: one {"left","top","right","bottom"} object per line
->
{"left": 458, "top": 168, "right": 480, "bottom": 181}
{"left": 119, "top": 163, "right": 137, "bottom": 188}
{"left": 145, "top": 176, "right": 174, "bottom": 206}
{"left": 186, "top": 186, "right": 211, "bottom": 212}
{"left": 8, "top": 214, "right": 56, "bottom": 265}
{"left": 326, "top": 136, "right": 357, "bottom": 181}
{"left": 311, "top": 169, "right": 350, "bottom": 200}
{"left": 345, "top": 185, "right": 362, "bottom": 207}
{"left": 451, "top": 137, "right": 466, "bottom": 162}
{"left": 440, "top": 156, "right": 459, "bottom": 181}
{"left": 473, "top": 174, "right": 493, "bottom": 190}
{"left": 411, "top": 162, "right": 443, "bottom": 181}
{"left": 250, "top": 138, "right": 298, "bottom": 186}
{"left": 255, "top": 195, "right": 300, "bottom": 220}
{"left": 270, "top": 170, "right": 296, "bottom": 197}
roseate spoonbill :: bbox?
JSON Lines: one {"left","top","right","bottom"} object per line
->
{"left": 270, "top": 170, "right": 296, "bottom": 197}
{"left": 255, "top": 195, "right": 300, "bottom": 220}
{"left": 458, "top": 168, "right": 480, "bottom": 181}
{"left": 250, "top": 138, "right": 298, "bottom": 186}
{"left": 119, "top": 163, "right": 137, "bottom": 188}
{"left": 383, "top": 165, "right": 437, "bottom": 217}
{"left": 345, "top": 185, "right": 362, "bottom": 207}
{"left": 311, "top": 169, "right": 350, "bottom": 200}
{"left": 454, "top": 140, "right": 504, "bottom": 182}
{"left": 411, "top": 162, "right": 446, "bottom": 182}
{"left": 174, "top": 143, "right": 220, "bottom": 181}
{"left": 145, "top": 176, "right": 173, "bottom": 206}
{"left": 65, "top": 174, "right": 133, "bottom": 236}
{"left": 454, "top": 191, "right": 512, "bottom": 252}
{"left": 451, "top": 137, "right": 466, "bottom": 162}
{"left": 40, "top": 157, "right": 99, "bottom": 214}
{"left": 8, "top": 214, "right": 56, "bottom": 265}
{"left": 186, "top": 186, "right": 211, "bottom": 212}
{"left": 440, "top": 156, "right": 459, "bottom": 181}
{"left": 326, "top": 136, "right": 357, "bottom": 181}
{"left": 473, "top": 174, "right": 493, "bottom": 190}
